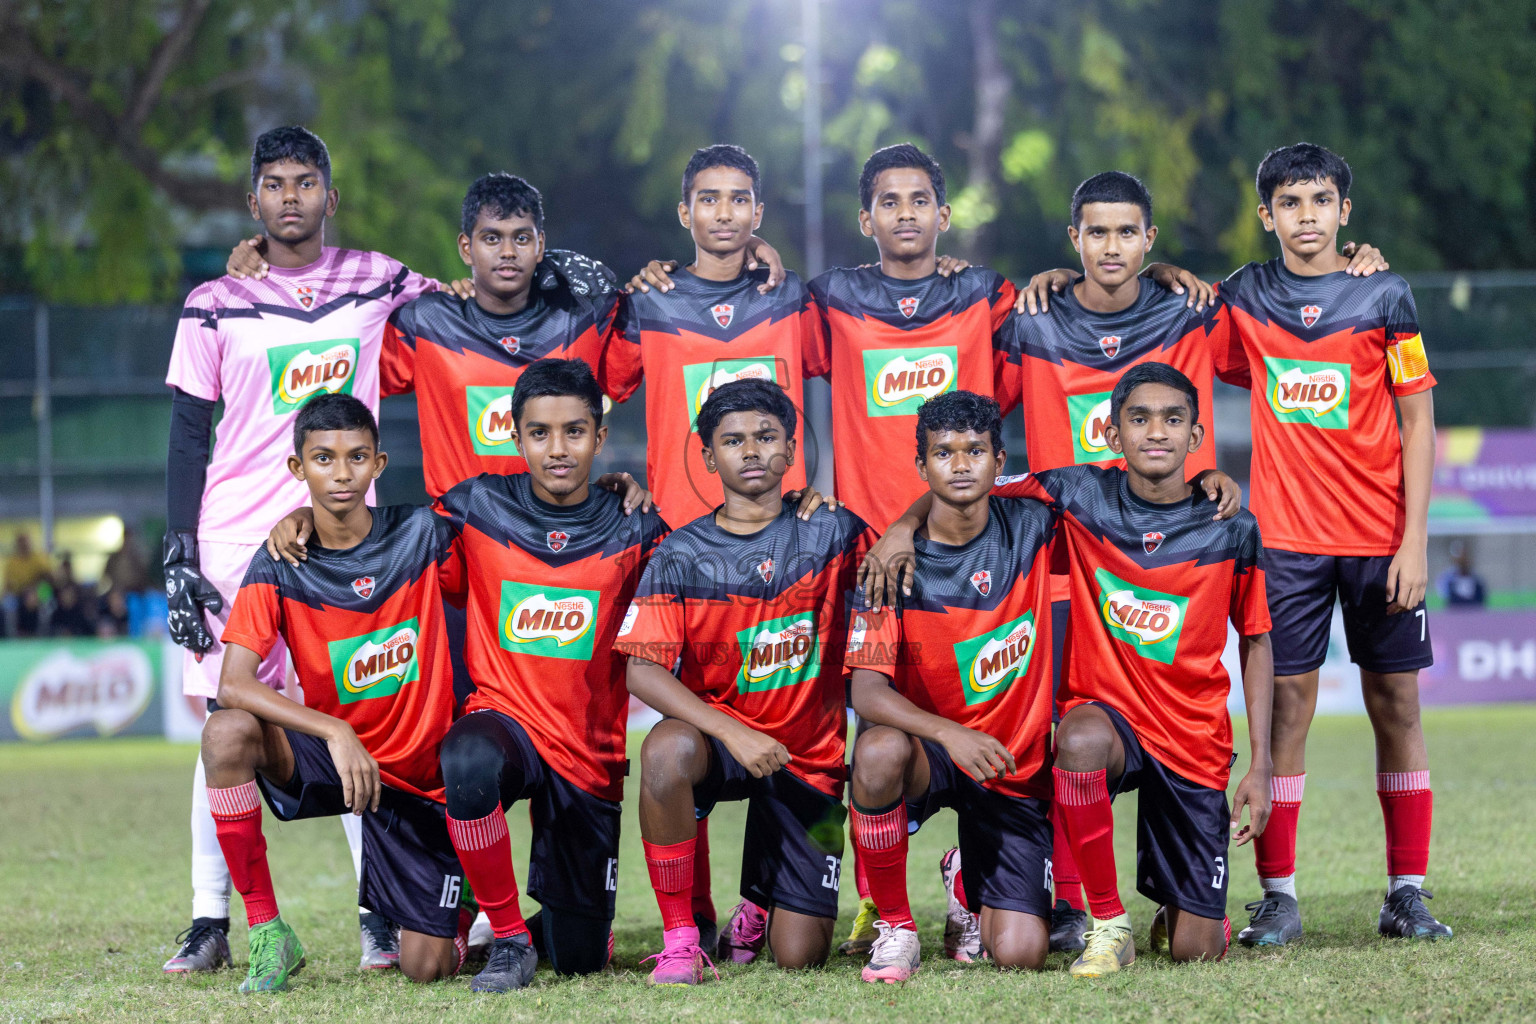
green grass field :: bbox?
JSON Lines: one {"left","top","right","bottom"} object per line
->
{"left": 2, "top": 707, "right": 1534, "bottom": 1023}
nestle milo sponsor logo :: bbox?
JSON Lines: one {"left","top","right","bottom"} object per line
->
{"left": 267, "top": 338, "right": 359, "bottom": 414}
{"left": 863, "top": 346, "right": 958, "bottom": 416}
{"left": 736, "top": 614, "right": 821, "bottom": 692}
{"left": 328, "top": 620, "right": 420, "bottom": 704}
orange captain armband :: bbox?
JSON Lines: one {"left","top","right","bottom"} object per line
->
{"left": 1386, "top": 334, "right": 1429, "bottom": 385}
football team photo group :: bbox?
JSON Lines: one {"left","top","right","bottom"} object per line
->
{"left": 150, "top": 119, "right": 1450, "bottom": 1001}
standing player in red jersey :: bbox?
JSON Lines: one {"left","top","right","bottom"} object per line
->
{"left": 616, "top": 379, "right": 873, "bottom": 986}
{"left": 163, "top": 126, "right": 440, "bottom": 975}
{"left": 844, "top": 391, "right": 1057, "bottom": 983}
{"left": 202, "top": 394, "right": 468, "bottom": 994}
{"left": 1216, "top": 144, "right": 1447, "bottom": 945}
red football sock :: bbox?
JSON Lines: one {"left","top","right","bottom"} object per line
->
{"left": 691, "top": 817, "right": 715, "bottom": 922}
{"left": 1254, "top": 773, "right": 1305, "bottom": 881}
{"left": 1377, "top": 771, "right": 1432, "bottom": 877}
{"left": 207, "top": 781, "right": 279, "bottom": 927}
{"left": 1053, "top": 768, "right": 1124, "bottom": 920}
{"left": 851, "top": 801, "right": 913, "bottom": 931}
{"left": 854, "top": 845, "right": 871, "bottom": 901}
{"left": 1050, "top": 800, "right": 1085, "bottom": 910}
{"left": 446, "top": 807, "right": 528, "bottom": 940}
{"left": 951, "top": 865, "right": 970, "bottom": 913}
{"left": 644, "top": 837, "right": 697, "bottom": 932}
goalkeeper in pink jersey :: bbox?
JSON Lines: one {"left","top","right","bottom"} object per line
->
{"left": 161, "top": 126, "right": 439, "bottom": 975}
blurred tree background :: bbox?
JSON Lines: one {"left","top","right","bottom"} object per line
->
{"left": 2, "top": 0, "right": 1534, "bottom": 302}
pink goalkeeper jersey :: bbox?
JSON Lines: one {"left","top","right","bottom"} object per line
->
{"left": 166, "top": 248, "right": 436, "bottom": 544}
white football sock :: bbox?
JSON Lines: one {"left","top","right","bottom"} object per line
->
{"left": 1260, "top": 874, "right": 1297, "bottom": 899}
{"left": 340, "top": 811, "right": 365, "bottom": 912}
{"left": 1389, "top": 874, "right": 1425, "bottom": 894}
{"left": 190, "top": 755, "right": 232, "bottom": 921}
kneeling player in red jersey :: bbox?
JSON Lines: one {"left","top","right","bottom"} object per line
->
{"left": 203, "top": 394, "right": 469, "bottom": 993}
{"left": 617, "top": 379, "right": 874, "bottom": 985}
{"left": 429, "top": 359, "right": 668, "bottom": 992}
{"left": 1011, "top": 364, "right": 1272, "bottom": 975}
{"left": 844, "top": 391, "right": 1058, "bottom": 982}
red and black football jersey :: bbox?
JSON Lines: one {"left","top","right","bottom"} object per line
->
{"left": 605, "top": 269, "right": 819, "bottom": 522}
{"left": 615, "top": 503, "right": 874, "bottom": 798}
{"left": 1213, "top": 260, "right": 1435, "bottom": 556}
{"left": 222, "top": 506, "right": 464, "bottom": 802}
{"left": 805, "top": 267, "right": 1020, "bottom": 531}
{"left": 1000, "top": 279, "right": 1225, "bottom": 477}
{"left": 434, "top": 473, "right": 668, "bottom": 802}
{"left": 845, "top": 496, "right": 1057, "bottom": 799}
{"left": 994, "top": 467, "right": 1270, "bottom": 790}
{"left": 381, "top": 282, "right": 620, "bottom": 499}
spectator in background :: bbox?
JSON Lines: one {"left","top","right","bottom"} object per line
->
{"left": 50, "top": 570, "right": 95, "bottom": 637}
{"left": 3, "top": 532, "right": 53, "bottom": 637}
{"left": 1438, "top": 539, "right": 1487, "bottom": 608}
{"left": 102, "top": 525, "right": 151, "bottom": 595}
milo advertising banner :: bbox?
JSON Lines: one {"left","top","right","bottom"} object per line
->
{"left": 0, "top": 639, "right": 164, "bottom": 742}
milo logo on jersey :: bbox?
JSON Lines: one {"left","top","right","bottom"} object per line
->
{"left": 863, "top": 346, "right": 958, "bottom": 416}
{"left": 1095, "top": 568, "right": 1189, "bottom": 665}
{"left": 1066, "top": 391, "right": 1117, "bottom": 463}
{"left": 466, "top": 386, "right": 520, "bottom": 456}
{"left": 952, "top": 611, "right": 1037, "bottom": 707}
{"left": 267, "top": 338, "right": 359, "bottom": 414}
{"left": 327, "top": 620, "right": 420, "bottom": 705}
{"left": 735, "top": 613, "right": 822, "bottom": 693}
{"left": 1264, "top": 357, "right": 1350, "bottom": 430}
{"left": 682, "top": 358, "right": 783, "bottom": 430}
{"left": 499, "top": 581, "right": 599, "bottom": 660}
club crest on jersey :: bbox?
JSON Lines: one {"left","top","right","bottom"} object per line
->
{"left": 351, "top": 576, "right": 375, "bottom": 598}
{"left": 497, "top": 336, "right": 520, "bottom": 356}
{"left": 970, "top": 570, "right": 992, "bottom": 596}
{"left": 711, "top": 303, "right": 735, "bottom": 328}
{"left": 295, "top": 285, "right": 315, "bottom": 309}
{"left": 547, "top": 530, "right": 570, "bottom": 552}
{"left": 1142, "top": 532, "right": 1164, "bottom": 554}
{"left": 756, "top": 559, "right": 775, "bottom": 584}
{"left": 1099, "top": 335, "right": 1121, "bottom": 358}
{"left": 1300, "top": 304, "right": 1323, "bottom": 328}
{"left": 897, "top": 296, "right": 920, "bottom": 319}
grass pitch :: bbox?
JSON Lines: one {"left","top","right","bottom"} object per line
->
{"left": 2, "top": 706, "right": 1534, "bottom": 1022}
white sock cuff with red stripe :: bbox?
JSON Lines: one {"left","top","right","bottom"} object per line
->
{"left": 1271, "top": 773, "right": 1306, "bottom": 804}
{"left": 207, "top": 780, "right": 261, "bottom": 819}
{"left": 1376, "top": 770, "right": 1431, "bottom": 794}
{"left": 850, "top": 802, "right": 907, "bottom": 852}
{"left": 446, "top": 807, "right": 509, "bottom": 851}
{"left": 1053, "top": 767, "right": 1109, "bottom": 807}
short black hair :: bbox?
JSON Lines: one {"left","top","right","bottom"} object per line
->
{"left": 695, "top": 379, "right": 798, "bottom": 447}
{"left": 293, "top": 392, "right": 377, "bottom": 455}
{"left": 915, "top": 390, "right": 1003, "bottom": 461}
{"left": 682, "top": 144, "right": 762, "bottom": 204}
{"left": 859, "top": 143, "right": 945, "bottom": 211}
{"left": 461, "top": 172, "right": 544, "bottom": 237}
{"left": 251, "top": 126, "right": 331, "bottom": 190}
{"left": 1071, "top": 171, "right": 1152, "bottom": 228}
{"left": 510, "top": 357, "right": 603, "bottom": 429}
{"left": 1256, "top": 142, "right": 1352, "bottom": 209}
{"left": 1109, "top": 361, "right": 1200, "bottom": 427}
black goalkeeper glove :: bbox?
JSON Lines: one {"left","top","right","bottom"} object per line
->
{"left": 163, "top": 530, "right": 223, "bottom": 654}
{"left": 538, "top": 249, "right": 618, "bottom": 298}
